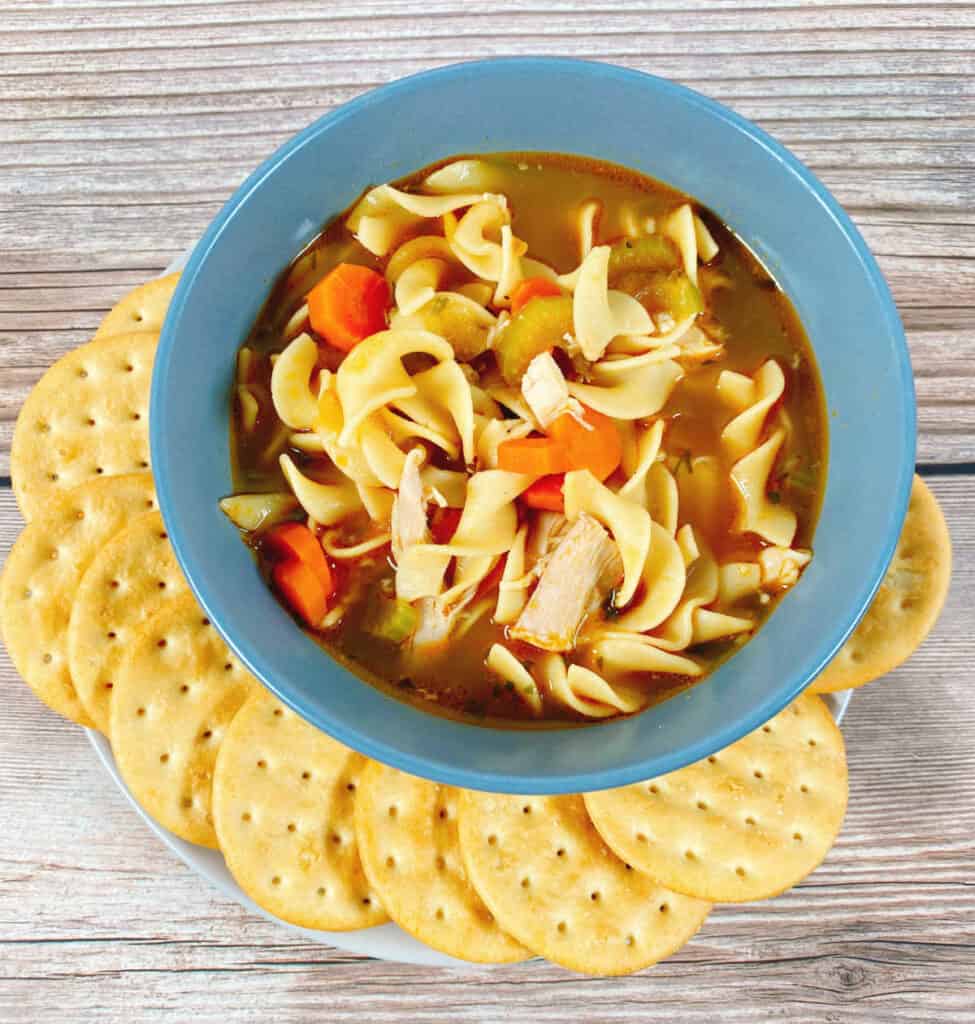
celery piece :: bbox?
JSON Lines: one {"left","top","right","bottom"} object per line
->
{"left": 608, "top": 235, "right": 680, "bottom": 277}
{"left": 219, "top": 492, "right": 300, "bottom": 533}
{"left": 494, "top": 295, "right": 574, "bottom": 385}
{"left": 365, "top": 597, "right": 418, "bottom": 645}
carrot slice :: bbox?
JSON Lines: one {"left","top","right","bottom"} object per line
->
{"left": 263, "top": 522, "right": 335, "bottom": 598}
{"left": 272, "top": 559, "right": 329, "bottom": 628}
{"left": 509, "top": 276, "right": 563, "bottom": 315}
{"left": 307, "top": 263, "right": 390, "bottom": 352}
{"left": 497, "top": 436, "right": 570, "bottom": 477}
{"left": 548, "top": 405, "right": 622, "bottom": 481}
{"left": 521, "top": 474, "right": 565, "bottom": 512}
{"left": 430, "top": 507, "right": 462, "bottom": 545}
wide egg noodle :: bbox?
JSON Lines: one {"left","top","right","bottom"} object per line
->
{"left": 394, "top": 258, "right": 449, "bottom": 315}
{"left": 474, "top": 416, "right": 533, "bottom": 470}
{"left": 495, "top": 526, "right": 529, "bottom": 625}
{"left": 335, "top": 329, "right": 454, "bottom": 444}
{"left": 357, "top": 415, "right": 408, "bottom": 489}
{"left": 718, "top": 359, "right": 786, "bottom": 461}
{"left": 381, "top": 408, "right": 460, "bottom": 462}
{"left": 493, "top": 225, "right": 528, "bottom": 306}
{"left": 618, "top": 419, "right": 664, "bottom": 501}
{"left": 730, "top": 428, "right": 798, "bottom": 547}
{"left": 563, "top": 470, "right": 651, "bottom": 607}
{"left": 589, "top": 632, "right": 702, "bottom": 677}
{"left": 347, "top": 185, "right": 504, "bottom": 256}
{"left": 614, "top": 521, "right": 686, "bottom": 633}
{"left": 568, "top": 358, "right": 683, "bottom": 422}
{"left": 486, "top": 644, "right": 542, "bottom": 715}
{"left": 279, "top": 454, "right": 363, "bottom": 525}
{"left": 575, "top": 199, "right": 602, "bottom": 262}
{"left": 572, "top": 245, "right": 654, "bottom": 360}
{"left": 647, "top": 462, "right": 679, "bottom": 536}
{"left": 410, "top": 360, "right": 475, "bottom": 465}
{"left": 662, "top": 204, "right": 699, "bottom": 285}
{"left": 270, "top": 332, "right": 319, "bottom": 430}
{"left": 386, "top": 236, "right": 460, "bottom": 284}
{"left": 446, "top": 198, "right": 510, "bottom": 280}
{"left": 538, "top": 655, "right": 646, "bottom": 718}
{"left": 314, "top": 385, "right": 384, "bottom": 488}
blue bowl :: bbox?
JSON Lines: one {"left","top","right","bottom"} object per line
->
{"left": 152, "top": 58, "right": 915, "bottom": 794}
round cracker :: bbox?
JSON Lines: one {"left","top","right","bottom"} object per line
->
{"left": 355, "top": 762, "right": 529, "bottom": 963}
{"left": 11, "top": 331, "right": 156, "bottom": 521}
{"left": 0, "top": 474, "right": 157, "bottom": 726}
{"left": 212, "top": 692, "right": 388, "bottom": 931}
{"left": 584, "top": 695, "right": 847, "bottom": 903}
{"left": 811, "top": 475, "right": 951, "bottom": 693}
{"left": 68, "top": 511, "right": 188, "bottom": 732}
{"left": 110, "top": 593, "right": 256, "bottom": 848}
{"left": 93, "top": 272, "right": 180, "bottom": 340}
{"left": 457, "top": 791, "right": 709, "bottom": 975}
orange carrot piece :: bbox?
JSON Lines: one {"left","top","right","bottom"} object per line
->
{"left": 521, "top": 474, "right": 565, "bottom": 512}
{"left": 548, "top": 405, "right": 622, "bottom": 481}
{"left": 430, "top": 506, "right": 462, "bottom": 545}
{"left": 272, "top": 559, "right": 329, "bottom": 628}
{"left": 263, "top": 522, "right": 335, "bottom": 598}
{"left": 497, "top": 436, "right": 570, "bottom": 477}
{"left": 509, "top": 276, "right": 563, "bottom": 315}
{"left": 307, "top": 263, "right": 390, "bottom": 352}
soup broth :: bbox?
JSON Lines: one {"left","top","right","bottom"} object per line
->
{"left": 227, "top": 152, "right": 826, "bottom": 726}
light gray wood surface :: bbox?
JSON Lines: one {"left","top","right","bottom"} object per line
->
{"left": 0, "top": 2, "right": 973, "bottom": 1021}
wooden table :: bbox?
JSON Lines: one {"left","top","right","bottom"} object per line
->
{"left": 1, "top": 2, "right": 973, "bottom": 1020}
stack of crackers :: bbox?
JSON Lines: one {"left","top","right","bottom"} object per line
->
{"left": 0, "top": 276, "right": 953, "bottom": 975}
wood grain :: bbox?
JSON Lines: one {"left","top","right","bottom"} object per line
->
{"left": 0, "top": 475, "right": 973, "bottom": 1019}
{"left": 0, "top": 2, "right": 974, "bottom": 470}
{"left": 0, "top": 3, "right": 973, "bottom": 1020}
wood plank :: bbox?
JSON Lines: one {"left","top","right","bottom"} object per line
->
{"left": 0, "top": 475, "right": 972, "bottom": 1021}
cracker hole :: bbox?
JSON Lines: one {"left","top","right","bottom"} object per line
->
{"left": 241, "top": 812, "right": 251, "bottom": 822}
{"left": 85, "top": 417, "right": 96, "bottom": 427}
{"left": 346, "top": 782, "right": 356, "bottom": 792}
{"left": 707, "top": 756, "right": 717, "bottom": 764}
{"left": 48, "top": 473, "right": 59, "bottom": 482}
{"left": 735, "top": 866, "right": 746, "bottom": 878}
{"left": 521, "top": 878, "right": 530, "bottom": 889}
{"left": 800, "top": 784, "right": 809, "bottom": 794}
{"left": 331, "top": 833, "right": 342, "bottom": 845}
{"left": 132, "top": 412, "right": 142, "bottom": 421}
{"left": 159, "top": 531, "right": 168, "bottom": 540}
{"left": 696, "top": 801, "right": 708, "bottom": 811}
{"left": 438, "top": 807, "right": 448, "bottom": 820}
{"left": 273, "top": 707, "right": 282, "bottom": 716}
{"left": 42, "top": 652, "right": 52, "bottom": 664}
{"left": 103, "top": 681, "right": 113, "bottom": 691}
{"left": 301, "top": 771, "right": 311, "bottom": 781}
{"left": 74, "top": 509, "right": 84, "bottom": 520}
{"left": 362, "top": 897, "right": 372, "bottom": 906}
{"left": 95, "top": 467, "right": 104, "bottom": 475}
{"left": 659, "top": 903, "right": 669, "bottom": 914}
{"left": 106, "top": 631, "right": 116, "bottom": 640}
{"left": 522, "top": 804, "right": 532, "bottom": 814}
{"left": 316, "top": 887, "right": 326, "bottom": 897}
{"left": 388, "top": 805, "right": 398, "bottom": 819}
{"left": 851, "top": 651, "right": 864, "bottom": 663}
{"left": 180, "top": 684, "right": 189, "bottom": 694}
{"left": 257, "top": 759, "right": 267, "bottom": 769}
{"left": 134, "top": 313, "right": 143, "bottom": 323}
{"left": 386, "top": 856, "right": 395, "bottom": 869}
{"left": 793, "top": 832, "right": 803, "bottom": 842}
{"left": 287, "top": 823, "right": 296, "bottom": 833}
{"left": 200, "top": 618, "right": 209, "bottom": 626}
{"left": 635, "top": 833, "right": 647, "bottom": 844}
{"left": 808, "top": 738, "right": 817, "bottom": 747}
{"left": 684, "top": 850, "right": 696, "bottom": 861}
{"left": 557, "top": 922, "right": 567, "bottom": 934}
{"left": 271, "top": 876, "right": 281, "bottom": 887}
{"left": 157, "top": 581, "right": 166, "bottom": 590}
{"left": 762, "top": 725, "right": 772, "bottom": 733}
{"left": 136, "top": 707, "right": 145, "bottom": 717}
{"left": 435, "top": 908, "right": 444, "bottom": 921}
{"left": 159, "top": 753, "right": 169, "bottom": 764}
{"left": 648, "top": 784, "right": 659, "bottom": 794}
{"left": 745, "top": 816, "right": 756, "bottom": 826}
{"left": 36, "top": 421, "right": 50, "bottom": 434}
{"left": 487, "top": 835, "right": 497, "bottom": 847}
{"left": 109, "top": 579, "right": 120, "bottom": 590}
{"left": 78, "top": 368, "right": 89, "bottom": 379}
{"left": 590, "top": 891, "right": 600, "bottom": 902}
{"left": 138, "top": 460, "right": 149, "bottom": 469}
{"left": 201, "top": 730, "right": 212, "bottom": 740}
{"left": 181, "top": 797, "right": 192, "bottom": 809}
{"left": 157, "top": 638, "right": 168, "bottom": 648}
{"left": 24, "top": 589, "right": 33, "bottom": 601}
{"left": 753, "top": 770, "right": 764, "bottom": 779}
{"left": 125, "top": 364, "right": 134, "bottom": 373}
{"left": 435, "top": 856, "right": 446, "bottom": 871}
{"left": 49, "top": 549, "right": 59, "bottom": 561}
{"left": 225, "top": 663, "right": 234, "bottom": 672}
{"left": 625, "top": 934, "right": 635, "bottom": 947}
{"left": 556, "top": 847, "right": 566, "bottom": 856}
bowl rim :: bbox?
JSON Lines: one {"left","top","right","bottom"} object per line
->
{"left": 152, "top": 57, "right": 915, "bottom": 793}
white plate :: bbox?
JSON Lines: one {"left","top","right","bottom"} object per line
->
{"left": 88, "top": 689, "right": 850, "bottom": 967}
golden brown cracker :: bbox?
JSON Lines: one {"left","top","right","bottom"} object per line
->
{"left": 811, "top": 475, "right": 951, "bottom": 693}
{"left": 584, "top": 695, "right": 847, "bottom": 903}
{"left": 11, "top": 331, "right": 156, "bottom": 521}
{"left": 110, "top": 593, "right": 256, "bottom": 847}
{"left": 0, "top": 474, "right": 156, "bottom": 726}
{"left": 93, "top": 272, "right": 180, "bottom": 340}
{"left": 355, "top": 762, "right": 529, "bottom": 963}
{"left": 457, "top": 791, "right": 709, "bottom": 975}
{"left": 212, "top": 692, "right": 388, "bottom": 930}
{"left": 68, "top": 511, "right": 187, "bottom": 732}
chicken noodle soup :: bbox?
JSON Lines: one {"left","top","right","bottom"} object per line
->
{"left": 225, "top": 153, "right": 826, "bottom": 725}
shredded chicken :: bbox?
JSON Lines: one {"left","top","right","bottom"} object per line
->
{"left": 524, "top": 511, "right": 570, "bottom": 574}
{"left": 759, "top": 546, "right": 811, "bottom": 591}
{"left": 391, "top": 447, "right": 428, "bottom": 561}
{"left": 521, "top": 351, "right": 581, "bottom": 429}
{"left": 409, "top": 586, "right": 478, "bottom": 656}
{"left": 510, "top": 514, "right": 623, "bottom": 652}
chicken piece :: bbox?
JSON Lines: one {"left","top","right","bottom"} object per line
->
{"left": 759, "top": 546, "right": 812, "bottom": 592}
{"left": 520, "top": 351, "right": 581, "bottom": 429}
{"left": 524, "top": 511, "right": 570, "bottom": 573}
{"left": 510, "top": 514, "right": 623, "bottom": 652}
{"left": 391, "top": 447, "right": 428, "bottom": 561}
